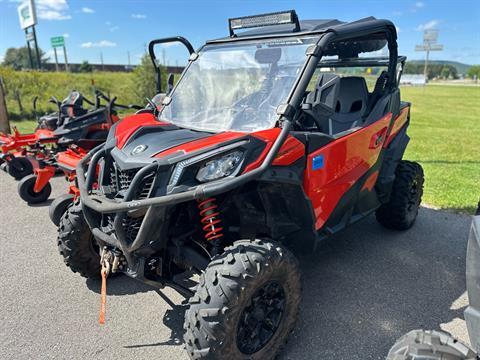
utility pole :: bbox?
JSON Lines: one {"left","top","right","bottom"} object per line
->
{"left": 0, "top": 77, "right": 10, "bottom": 134}
{"left": 100, "top": 51, "right": 104, "bottom": 71}
{"left": 415, "top": 29, "right": 443, "bottom": 83}
{"left": 127, "top": 51, "right": 131, "bottom": 66}
{"left": 162, "top": 48, "right": 166, "bottom": 66}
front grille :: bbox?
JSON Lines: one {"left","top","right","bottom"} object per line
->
{"left": 107, "top": 164, "right": 155, "bottom": 200}
{"left": 101, "top": 162, "right": 156, "bottom": 243}
{"left": 122, "top": 216, "right": 143, "bottom": 243}
{"left": 104, "top": 213, "right": 144, "bottom": 243}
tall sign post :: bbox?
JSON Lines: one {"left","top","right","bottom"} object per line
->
{"left": 18, "top": 0, "right": 41, "bottom": 70}
{"left": 0, "top": 77, "right": 10, "bottom": 134}
{"left": 415, "top": 29, "right": 443, "bottom": 82}
{"left": 50, "top": 36, "right": 68, "bottom": 71}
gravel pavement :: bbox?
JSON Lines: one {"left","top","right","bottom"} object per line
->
{"left": 0, "top": 172, "right": 472, "bottom": 360}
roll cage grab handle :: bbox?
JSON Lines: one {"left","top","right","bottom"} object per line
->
{"left": 148, "top": 36, "right": 195, "bottom": 94}
{"left": 78, "top": 30, "right": 398, "bottom": 214}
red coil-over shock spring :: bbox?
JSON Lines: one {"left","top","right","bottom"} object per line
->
{"left": 197, "top": 198, "right": 224, "bottom": 242}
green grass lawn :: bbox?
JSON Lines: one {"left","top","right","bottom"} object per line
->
{"left": 8, "top": 85, "right": 480, "bottom": 214}
{"left": 401, "top": 85, "right": 479, "bottom": 214}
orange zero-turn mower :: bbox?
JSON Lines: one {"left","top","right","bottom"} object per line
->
{"left": 1, "top": 90, "right": 140, "bottom": 181}
{"left": 0, "top": 91, "right": 97, "bottom": 179}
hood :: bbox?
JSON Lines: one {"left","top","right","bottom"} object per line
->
{"left": 108, "top": 112, "right": 248, "bottom": 170}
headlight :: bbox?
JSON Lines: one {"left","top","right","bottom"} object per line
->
{"left": 196, "top": 150, "right": 243, "bottom": 183}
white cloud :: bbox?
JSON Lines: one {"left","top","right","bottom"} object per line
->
{"left": 81, "top": 40, "right": 117, "bottom": 48}
{"left": 392, "top": 10, "right": 402, "bottom": 16}
{"left": 105, "top": 21, "right": 111, "bottom": 25}
{"left": 63, "top": 33, "right": 69, "bottom": 38}
{"left": 396, "top": 26, "right": 401, "bottom": 34}
{"left": 36, "top": 0, "right": 71, "bottom": 20}
{"left": 416, "top": 20, "right": 440, "bottom": 31}
{"left": 415, "top": 1, "right": 425, "bottom": 8}
{"left": 81, "top": 7, "right": 94, "bottom": 14}
{"left": 131, "top": 13, "right": 146, "bottom": 19}
{"left": 109, "top": 25, "right": 119, "bottom": 32}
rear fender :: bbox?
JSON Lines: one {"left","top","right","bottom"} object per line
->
{"left": 376, "top": 121, "right": 410, "bottom": 203}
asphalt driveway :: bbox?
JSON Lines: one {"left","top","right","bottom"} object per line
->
{"left": 0, "top": 172, "right": 472, "bottom": 359}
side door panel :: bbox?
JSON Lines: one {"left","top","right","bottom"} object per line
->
{"left": 303, "top": 113, "right": 392, "bottom": 230}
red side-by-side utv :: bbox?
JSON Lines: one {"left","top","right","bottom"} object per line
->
{"left": 56, "top": 11, "right": 424, "bottom": 359}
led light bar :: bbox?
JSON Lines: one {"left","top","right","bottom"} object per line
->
{"left": 228, "top": 10, "right": 300, "bottom": 36}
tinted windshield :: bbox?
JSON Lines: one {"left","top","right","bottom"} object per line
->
{"left": 159, "top": 36, "right": 319, "bottom": 132}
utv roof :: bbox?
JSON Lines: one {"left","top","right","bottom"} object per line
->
{"left": 208, "top": 13, "right": 397, "bottom": 44}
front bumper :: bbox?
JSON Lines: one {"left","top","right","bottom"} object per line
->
{"left": 465, "top": 215, "right": 480, "bottom": 353}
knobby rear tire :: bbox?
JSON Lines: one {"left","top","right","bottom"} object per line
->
{"left": 376, "top": 160, "right": 424, "bottom": 230}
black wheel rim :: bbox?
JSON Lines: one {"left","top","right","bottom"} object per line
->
{"left": 236, "top": 281, "right": 286, "bottom": 355}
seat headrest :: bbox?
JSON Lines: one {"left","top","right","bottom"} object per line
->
{"left": 373, "top": 71, "right": 389, "bottom": 94}
{"left": 335, "top": 77, "right": 368, "bottom": 114}
{"left": 303, "top": 73, "right": 340, "bottom": 115}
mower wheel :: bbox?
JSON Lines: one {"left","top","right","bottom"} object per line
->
{"left": 8, "top": 157, "right": 33, "bottom": 180}
{"left": 376, "top": 160, "right": 424, "bottom": 230}
{"left": 0, "top": 162, "right": 8, "bottom": 172}
{"left": 18, "top": 174, "right": 52, "bottom": 204}
{"left": 49, "top": 193, "right": 75, "bottom": 227}
{"left": 57, "top": 204, "right": 101, "bottom": 279}
{"left": 184, "top": 239, "right": 301, "bottom": 360}
{"left": 386, "top": 330, "right": 476, "bottom": 359}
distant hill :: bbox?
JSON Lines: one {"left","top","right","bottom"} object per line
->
{"left": 407, "top": 60, "right": 472, "bottom": 74}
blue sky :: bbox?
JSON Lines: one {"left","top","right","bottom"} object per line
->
{"left": 0, "top": 0, "right": 479, "bottom": 66}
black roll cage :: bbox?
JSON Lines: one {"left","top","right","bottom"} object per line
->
{"left": 78, "top": 22, "right": 399, "bottom": 215}
{"left": 148, "top": 36, "right": 195, "bottom": 94}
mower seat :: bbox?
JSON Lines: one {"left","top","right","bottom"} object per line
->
{"left": 59, "top": 91, "right": 88, "bottom": 125}
{"left": 329, "top": 76, "right": 369, "bottom": 135}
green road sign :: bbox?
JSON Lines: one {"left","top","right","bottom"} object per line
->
{"left": 50, "top": 36, "right": 65, "bottom": 48}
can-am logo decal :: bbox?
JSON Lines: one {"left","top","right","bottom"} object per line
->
{"left": 131, "top": 144, "right": 148, "bottom": 155}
